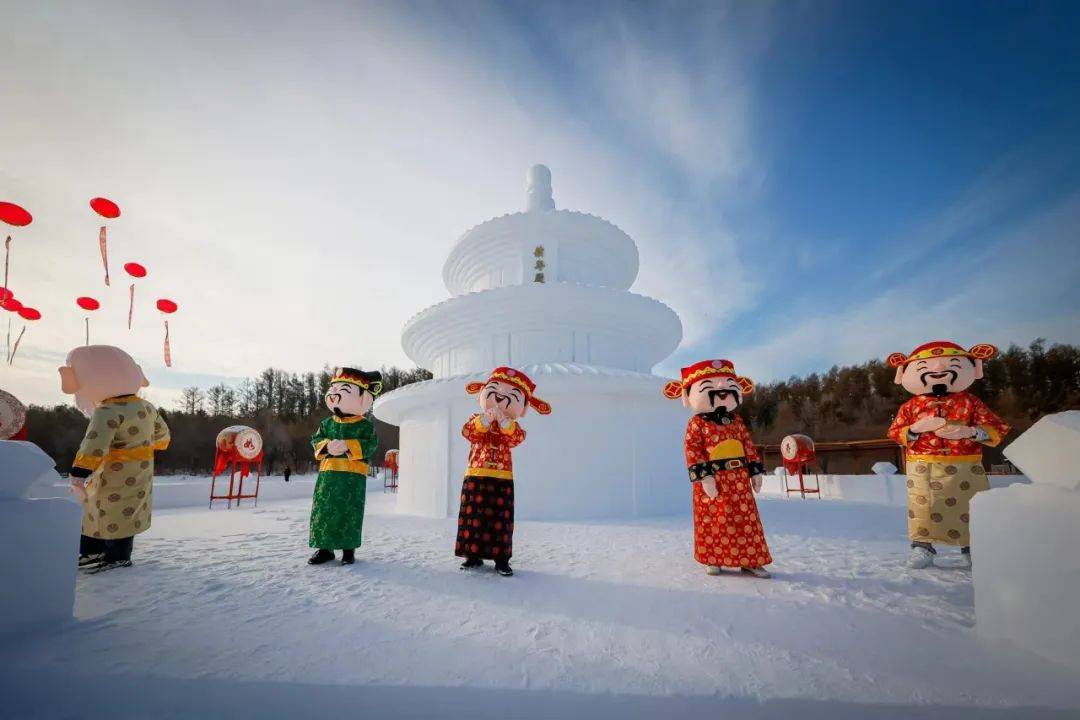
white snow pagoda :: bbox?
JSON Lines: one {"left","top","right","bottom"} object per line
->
{"left": 375, "top": 165, "right": 687, "bottom": 520}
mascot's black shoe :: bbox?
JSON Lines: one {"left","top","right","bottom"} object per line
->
{"left": 341, "top": 549, "right": 356, "bottom": 566}
{"left": 460, "top": 557, "right": 483, "bottom": 570}
{"left": 78, "top": 553, "right": 105, "bottom": 569}
{"left": 84, "top": 559, "right": 133, "bottom": 575}
{"left": 308, "top": 549, "right": 335, "bottom": 565}
{"left": 494, "top": 561, "right": 513, "bottom": 577}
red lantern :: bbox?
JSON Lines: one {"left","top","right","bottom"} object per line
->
{"left": 17, "top": 307, "right": 40, "bottom": 321}
{"left": 76, "top": 296, "right": 101, "bottom": 345}
{"left": 156, "top": 298, "right": 178, "bottom": 366}
{"left": 89, "top": 198, "right": 121, "bottom": 219}
{"left": 123, "top": 262, "right": 148, "bottom": 329}
{"left": 90, "top": 197, "right": 120, "bottom": 286}
{"left": 0, "top": 202, "right": 32, "bottom": 227}
{"left": 2, "top": 297, "right": 22, "bottom": 312}
{"left": 0, "top": 287, "right": 11, "bottom": 302}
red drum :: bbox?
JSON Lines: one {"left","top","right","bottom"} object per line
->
{"left": 780, "top": 434, "right": 816, "bottom": 463}
{"left": 216, "top": 425, "right": 262, "bottom": 460}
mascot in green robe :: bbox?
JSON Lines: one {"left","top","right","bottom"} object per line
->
{"left": 307, "top": 367, "right": 381, "bottom": 566}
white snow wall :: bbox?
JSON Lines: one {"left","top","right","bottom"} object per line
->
{"left": 0, "top": 441, "right": 82, "bottom": 635}
{"left": 972, "top": 411, "right": 1080, "bottom": 673}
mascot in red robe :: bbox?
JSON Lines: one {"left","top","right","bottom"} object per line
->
{"left": 455, "top": 367, "right": 551, "bottom": 577}
{"left": 664, "top": 359, "right": 772, "bottom": 578}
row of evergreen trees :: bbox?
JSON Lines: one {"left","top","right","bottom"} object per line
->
{"left": 24, "top": 340, "right": 1079, "bottom": 476}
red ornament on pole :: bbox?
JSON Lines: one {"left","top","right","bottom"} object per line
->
{"left": 123, "top": 262, "right": 147, "bottom": 329}
{"left": 76, "top": 296, "right": 101, "bottom": 345}
{"left": 0, "top": 202, "right": 32, "bottom": 339}
{"left": 90, "top": 197, "right": 120, "bottom": 286}
{"left": 156, "top": 298, "right": 178, "bottom": 366}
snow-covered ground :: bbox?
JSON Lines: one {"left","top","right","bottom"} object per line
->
{"left": 2, "top": 476, "right": 1078, "bottom": 719}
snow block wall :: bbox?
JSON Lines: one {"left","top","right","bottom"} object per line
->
{"left": 972, "top": 411, "right": 1080, "bottom": 673}
{"left": 0, "top": 441, "right": 82, "bottom": 635}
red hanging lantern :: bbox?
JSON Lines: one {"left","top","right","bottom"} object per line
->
{"left": 2, "top": 297, "right": 22, "bottom": 312}
{"left": 76, "top": 296, "right": 101, "bottom": 345}
{"left": 123, "top": 262, "right": 147, "bottom": 329}
{"left": 156, "top": 298, "right": 178, "bottom": 367}
{"left": 90, "top": 197, "right": 121, "bottom": 286}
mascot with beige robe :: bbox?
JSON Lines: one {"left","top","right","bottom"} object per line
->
{"left": 60, "top": 345, "right": 170, "bottom": 573}
{"left": 886, "top": 341, "right": 1010, "bottom": 569}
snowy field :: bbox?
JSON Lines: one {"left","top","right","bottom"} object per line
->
{"left": 3, "top": 476, "right": 1079, "bottom": 719}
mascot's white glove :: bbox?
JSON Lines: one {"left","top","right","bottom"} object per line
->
{"left": 701, "top": 477, "right": 720, "bottom": 499}
{"left": 910, "top": 416, "right": 947, "bottom": 434}
{"left": 934, "top": 424, "right": 978, "bottom": 440}
{"left": 751, "top": 474, "right": 764, "bottom": 494}
{"left": 327, "top": 439, "right": 348, "bottom": 456}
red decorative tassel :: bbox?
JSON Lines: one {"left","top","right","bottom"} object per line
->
{"left": 163, "top": 319, "right": 172, "bottom": 367}
{"left": 99, "top": 226, "right": 110, "bottom": 286}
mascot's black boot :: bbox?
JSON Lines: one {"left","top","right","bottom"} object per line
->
{"left": 341, "top": 549, "right": 356, "bottom": 566}
{"left": 495, "top": 561, "right": 513, "bottom": 577}
{"left": 460, "top": 557, "right": 483, "bottom": 570}
{"left": 308, "top": 549, "right": 335, "bottom": 565}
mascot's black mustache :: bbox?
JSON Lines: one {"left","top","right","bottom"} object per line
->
{"left": 708, "top": 389, "right": 739, "bottom": 406}
{"left": 920, "top": 370, "right": 957, "bottom": 386}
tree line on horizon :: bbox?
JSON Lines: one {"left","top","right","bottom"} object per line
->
{"left": 24, "top": 340, "right": 1080, "bottom": 475}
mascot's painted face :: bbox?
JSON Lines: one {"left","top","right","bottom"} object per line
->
{"left": 325, "top": 381, "right": 374, "bottom": 417}
{"left": 58, "top": 345, "right": 149, "bottom": 417}
{"left": 479, "top": 379, "right": 528, "bottom": 419}
{"left": 684, "top": 376, "right": 742, "bottom": 413}
{"left": 896, "top": 356, "right": 982, "bottom": 397}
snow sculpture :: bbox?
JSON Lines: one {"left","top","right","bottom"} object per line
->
{"left": 375, "top": 165, "right": 686, "bottom": 520}
{"left": 0, "top": 440, "right": 82, "bottom": 634}
{"left": 972, "top": 410, "right": 1080, "bottom": 672}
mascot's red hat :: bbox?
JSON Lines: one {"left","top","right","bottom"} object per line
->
{"left": 663, "top": 359, "right": 754, "bottom": 400}
{"left": 887, "top": 341, "right": 998, "bottom": 368}
{"left": 466, "top": 366, "right": 552, "bottom": 415}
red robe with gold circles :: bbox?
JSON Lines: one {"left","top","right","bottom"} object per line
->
{"left": 683, "top": 411, "right": 772, "bottom": 568}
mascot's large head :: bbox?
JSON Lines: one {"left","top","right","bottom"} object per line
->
{"left": 325, "top": 367, "right": 382, "bottom": 418}
{"left": 663, "top": 359, "right": 754, "bottom": 414}
{"left": 887, "top": 341, "right": 997, "bottom": 397}
{"left": 466, "top": 367, "right": 551, "bottom": 420}
{"left": 59, "top": 345, "right": 149, "bottom": 417}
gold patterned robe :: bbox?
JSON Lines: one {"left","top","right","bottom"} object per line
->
{"left": 72, "top": 395, "right": 170, "bottom": 540}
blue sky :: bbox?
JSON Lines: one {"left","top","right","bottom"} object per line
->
{"left": 2, "top": 0, "right": 1078, "bottom": 406}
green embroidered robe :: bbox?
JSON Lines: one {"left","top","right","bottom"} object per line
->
{"left": 308, "top": 414, "right": 377, "bottom": 550}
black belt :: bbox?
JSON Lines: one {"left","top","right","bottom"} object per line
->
{"left": 687, "top": 457, "right": 749, "bottom": 482}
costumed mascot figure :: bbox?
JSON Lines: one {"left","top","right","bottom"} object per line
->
{"left": 664, "top": 359, "right": 772, "bottom": 578}
{"left": 886, "top": 341, "right": 1010, "bottom": 569}
{"left": 59, "top": 345, "right": 170, "bottom": 574}
{"left": 308, "top": 367, "right": 381, "bottom": 566}
{"left": 456, "top": 367, "right": 551, "bottom": 577}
